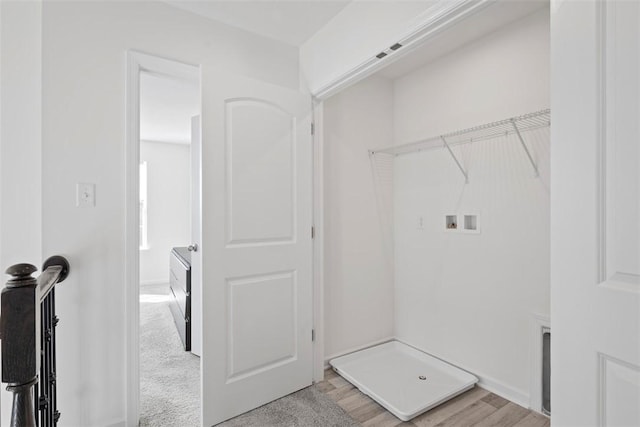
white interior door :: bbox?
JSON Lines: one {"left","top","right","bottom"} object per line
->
{"left": 200, "top": 73, "right": 313, "bottom": 426}
{"left": 551, "top": 1, "right": 640, "bottom": 425}
{"left": 191, "top": 115, "right": 202, "bottom": 357}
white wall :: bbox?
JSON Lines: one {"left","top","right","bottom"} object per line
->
{"left": 139, "top": 141, "right": 190, "bottom": 285}
{"left": 0, "top": 0, "right": 43, "bottom": 272}
{"left": 393, "top": 8, "right": 550, "bottom": 143}
{"left": 0, "top": 2, "right": 43, "bottom": 425}
{"left": 40, "top": 2, "right": 298, "bottom": 425}
{"left": 322, "top": 75, "right": 395, "bottom": 360}
{"left": 392, "top": 9, "right": 550, "bottom": 404}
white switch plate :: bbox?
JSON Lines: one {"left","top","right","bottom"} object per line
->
{"left": 77, "top": 183, "right": 95, "bottom": 207}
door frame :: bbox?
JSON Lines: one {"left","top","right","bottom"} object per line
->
{"left": 125, "top": 51, "right": 326, "bottom": 427}
{"left": 311, "top": 99, "right": 325, "bottom": 382}
{"left": 124, "top": 50, "right": 201, "bottom": 426}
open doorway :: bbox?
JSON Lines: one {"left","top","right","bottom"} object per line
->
{"left": 127, "top": 53, "right": 201, "bottom": 425}
{"left": 125, "top": 50, "right": 316, "bottom": 427}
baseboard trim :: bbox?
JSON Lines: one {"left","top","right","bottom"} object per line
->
{"left": 323, "top": 336, "right": 396, "bottom": 369}
{"left": 140, "top": 279, "right": 168, "bottom": 287}
{"left": 477, "top": 375, "right": 530, "bottom": 409}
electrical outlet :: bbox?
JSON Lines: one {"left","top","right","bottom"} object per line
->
{"left": 76, "top": 183, "right": 95, "bottom": 207}
{"left": 417, "top": 215, "right": 424, "bottom": 230}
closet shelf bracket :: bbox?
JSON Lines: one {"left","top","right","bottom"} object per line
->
{"left": 440, "top": 136, "right": 469, "bottom": 183}
{"left": 511, "top": 118, "right": 539, "bottom": 177}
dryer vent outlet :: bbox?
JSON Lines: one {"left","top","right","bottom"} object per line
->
{"left": 542, "top": 327, "right": 551, "bottom": 416}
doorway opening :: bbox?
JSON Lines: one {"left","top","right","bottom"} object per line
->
{"left": 125, "top": 51, "right": 201, "bottom": 426}
{"left": 138, "top": 69, "right": 200, "bottom": 424}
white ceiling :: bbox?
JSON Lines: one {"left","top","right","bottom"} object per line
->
{"left": 140, "top": 72, "right": 199, "bottom": 144}
{"left": 377, "top": 1, "right": 549, "bottom": 79}
{"left": 166, "top": 0, "right": 351, "bottom": 46}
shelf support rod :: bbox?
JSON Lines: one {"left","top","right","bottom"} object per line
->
{"left": 440, "top": 136, "right": 468, "bottom": 183}
{"left": 511, "top": 119, "right": 539, "bottom": 177}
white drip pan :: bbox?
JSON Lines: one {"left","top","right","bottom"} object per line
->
{"left": 329, "top": 341, "right": 479, "bottom": 421}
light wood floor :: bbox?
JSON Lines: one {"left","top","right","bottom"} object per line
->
{"left": 318, "top": 369, "right": 550, "bottom": 427}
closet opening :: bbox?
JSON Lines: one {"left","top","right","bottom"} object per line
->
{"left": 320, "top": 1, "right": 551, "bottom": 424}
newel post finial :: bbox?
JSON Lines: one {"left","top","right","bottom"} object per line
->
{"left": 5, "top": 264, "right": 37, "bottom": 287}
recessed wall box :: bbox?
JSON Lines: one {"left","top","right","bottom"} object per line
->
{"left": 446, "top": 215, "right": 458, "bottom": 230}
{"left": 464, "top": 215, "right": 477, "bottom": 231}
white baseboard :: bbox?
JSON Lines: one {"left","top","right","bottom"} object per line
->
{"left": 477, "top": 375, "right": 530, "bottom": 409}
{"left": 140, "top": 279, "right": 168, "bottom": 287}
{"left": 323, "top": 336, "right": 396, "bottom": 369}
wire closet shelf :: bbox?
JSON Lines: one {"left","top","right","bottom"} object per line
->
{"left": 370, "top": 109, "right": 550, "bottom": 156}
{"left": 369, "top": 109, "right": 550, "bottom": 182}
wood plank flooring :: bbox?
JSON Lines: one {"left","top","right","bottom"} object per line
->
{"left": 319, "top": 369, "right": 550, "bottom": 427}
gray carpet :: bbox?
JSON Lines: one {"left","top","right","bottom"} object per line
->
{"left": 140, "top": 284, "right": 358, "bottom": 427}
{"left": 140, "top": 284, "right": 200, "bottom": 427}
{"left": 217, "top": 386, "right": 359, "bottom": 427}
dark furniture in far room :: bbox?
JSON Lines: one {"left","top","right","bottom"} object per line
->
{"left": 169, "top": 247, "right": 191, "bottom": 351}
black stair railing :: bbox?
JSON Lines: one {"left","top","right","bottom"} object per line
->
{"left": 0, "top": 256, "right": 69, "bottom": 427}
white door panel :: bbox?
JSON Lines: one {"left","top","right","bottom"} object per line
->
{"left": 227, "top": 271, "right": 297, "bottom": 380}
{"left": 201, "top": 72, "right": 312, "bottom": 426}
{"left": 600, "top": 355, "right": 640, "bottom": 427}
{"left": 551, "top": 0, "right": 640, "bottom": 425}
{"left": 604, "top": 0, "right": 640, "bottom": 288}
{"left": 226, "top": 99, "right": 295, "bottom": 245}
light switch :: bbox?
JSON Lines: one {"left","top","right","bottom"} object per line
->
{"left": 77, "top": 183, "right": 95, "bottom": 207}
